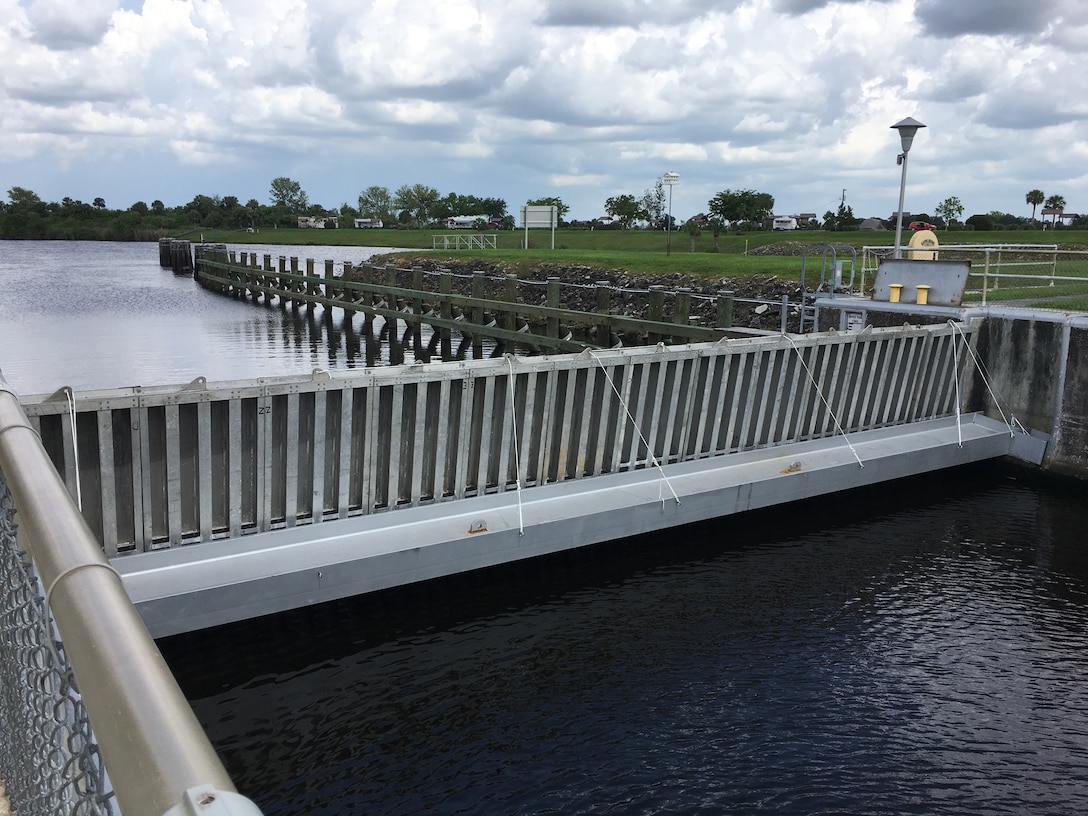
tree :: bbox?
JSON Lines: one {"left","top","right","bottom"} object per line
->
{"left": 7, "top": 186, "right": 45, "bottom": 213}
{"left": 93, "top": 197, "right": 106, "bottom": 209}
{"left": 526, "top": 197, "right": 570, "bottom": 222}
{"left": 269, "top": 177, "right": 307, "bottom": 211}
{"left": 1026, "top": 189, "right": 1044, "bottom": 221}
{"left": 130, "top": 201, "right": 149, "bottom": 215}
{"left": 934, "top": 196, "right": 964, "bottom": 225}
{"left": 604, "top": 193, "right": 646, "bottom": 228}
{"left": 1045, "top": 194, "right": 1066, "bottom": 226}
{"left": 358, "top": 185, "right": 394, "bottom": 222}
{"left": 639, "top": 178, "right": 666, "bottom": 228}
{"left": 707, "top": 189, "right": 774, "bottom": 228}
{"left": 685, "top": 218, "right": 702, "bottom": 252}
{"left": 393, "top": 183, "right": 441, "bottom": 226}
{"left": 708, "top": 217, "right": 726, "bottom": 251}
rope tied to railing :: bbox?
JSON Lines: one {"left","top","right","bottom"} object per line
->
{"left": 947, "top": 320, "right": 1022, "bottom": 438}
{"left": 781, "top": 334, "right": 865, "bottom": 468}
{"left": 587, "top": 350, "right": 681, "bottom": 508}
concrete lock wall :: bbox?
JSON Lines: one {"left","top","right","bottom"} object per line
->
{"left": 967, "top": 314, "right": 1088, "bottom": 479}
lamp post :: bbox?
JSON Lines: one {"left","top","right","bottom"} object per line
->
{"left": 891, "top": 117, "right": 925, "bottom": 259}
{"left": 663, "top": 171, "right": 679, "bottom": 256}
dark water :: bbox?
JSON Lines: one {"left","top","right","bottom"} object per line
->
{"left": 161, "top": 465, "right": 1088, "bottom": 816}
{"left": 6, "top": 241, "right": 1088, "bottom": 814}
{"left": 0, "top": 240, "right": 404, "bottom": 395}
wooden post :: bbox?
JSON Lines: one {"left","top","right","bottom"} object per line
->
{"left": 504, "top": 275, "right": 518, "bottom": 353}
{"left": 546, "top": 277, "right": 561, "bottom": 344}
{"left": 412, "top": 266, "right": 425, "bottom": 359}
{"left": 595, "top": 281, "right": 611, "bottom": 347}
{"left": 674, "top": 287, "right": 692, "bottom": 342}
{"left": 648, "top": 285, "right": 665, "bottom": 345}
{"left": 440, "top": 271, "right": 453, "bottom": 360}
{"left": 472, "top": 271, "right": 485, "bottom": 358}
{"left": 716, "top": 290, "right": 734, "bottom": 329}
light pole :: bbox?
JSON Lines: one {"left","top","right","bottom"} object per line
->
{"left": 891, "top": 117, "right": 925, "bottom": 259}
{"left": 663, "top": 171, "right": 679, "bottom": 256}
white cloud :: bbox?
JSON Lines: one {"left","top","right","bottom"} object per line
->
{"left": 0, "top": 0, "right": 1085, "bottom": 222}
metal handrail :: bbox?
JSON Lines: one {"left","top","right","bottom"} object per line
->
{"left": 0, "top": 379, "right": 262, "bottom": 816}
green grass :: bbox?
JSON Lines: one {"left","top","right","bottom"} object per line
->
{"left": 185, "top": 226, "right": 1088, "bottom": 282}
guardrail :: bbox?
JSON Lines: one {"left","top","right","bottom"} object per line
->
{"left": 861, "top": 244, "right": 1088, "bottom": 305}
{"left": 0, "top": 377, "right": 263, "bottom": 816}
{"left": 20, "top": 323, "right": 971, "bottom": 557}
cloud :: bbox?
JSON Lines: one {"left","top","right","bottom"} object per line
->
{"left": 772, "top": 0, "right": 893, "bottom": 15}
{"left": 23, "top": 0, "right": 118, "bottom": 49}
{"left": 913, "top": 0, "right": 1061, "bottom": 39}
{"left": 540, "top": 0, "right": 721, "bottom": 27}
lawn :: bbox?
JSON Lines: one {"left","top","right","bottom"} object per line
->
{"left": 187, "top": 225, "right": 1088, "bottom": 284}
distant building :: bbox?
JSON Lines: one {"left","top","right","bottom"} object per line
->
{"left": 859, "top": 218, "right": 887, "bottom": 231}
{"left": 354, "top": 218, "right": 384, "bottom": 229}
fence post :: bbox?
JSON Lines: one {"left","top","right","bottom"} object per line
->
{"left": 472, "top": 272, "right": 485, "bottom": 358}
{"left": 648, "top": 285, "right": 665, "bottom": 345}
{"left": 440, "top": 272, "right": 453, "bottom": 360}
{"left": 547, "top": 277, "right": 561, "bottom": 344}
{"left": 982, "top": 249, "right": 991, "bottom": 306}
{"left": 596, "top": 281, "right": 612, "bottom": 347}
{"left": 716, "top": 290, "right": 734, "bottom": 330}
{"left": 674, "top": 287, "right": 692, "bottom": 342}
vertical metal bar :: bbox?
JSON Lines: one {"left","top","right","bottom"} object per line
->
{"left": 197, "top": 401, "right": 213, "bottom": 541}
{"left": 312, "top": 390, "right": 327, "bottom": 521}
{"left": 387, "top": 384, "right": 405, "bottom": 505}
{"left": 558, "top": 367, "right": 579, "bottom": 478}
{"left": 410, "top": 380, "right": 429, "bottom": 504}
{"left": 284, "top": 393, "right": 300, "bottom": 526}
{"left": 256, "top": 392, "right": 272, "bottom": 531}
{"left": 229, "top": 398, "right": 242, "bottom": 537}
{"left": 609, "top": 361, "right": 637, "bottom": 472}
{"left": 362, "top": 386, "right": 379, "bottom": 513}
{"left": 337, "top": 386, "right": 354, "bottom": 517}
{"left": 455, "top": 376, "right": 476, "bottom": 498}
{"left": 537, "top": 366, "right": 559, "bottom": 484}
{"left": 433, "top": 378, "right": 453, "bottom": 498}
{"left": 130, "top": 407, "right": 147, "bottom": 552}
{"left": 520, "top": 369, "right": 541, "bottom": 483}
{"left": 165, "top": 404, "right": 182, "bottom": 546}
{"left": 96, "top": 409, "right": 118, "bottom": 557}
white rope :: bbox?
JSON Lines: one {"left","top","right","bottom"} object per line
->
{"left": 782, "top": 335, "right": 864, "bottom": 468}
{"left": 948, "top": 320, "right": 1016, "bottom": 437}
{"left": 64, "top": 388, "right": 82, "bottom": 511}
{"left": 505, "top": 356, "right": 525, "bottom": 536}
{"left": 587, "top": 351, "right": 681, "bottom": 507}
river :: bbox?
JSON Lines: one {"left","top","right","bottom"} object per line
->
{"left": 4, "top": 240, "right": 1088, "bottom": 815}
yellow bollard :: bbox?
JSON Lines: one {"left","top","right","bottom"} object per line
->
{"left": 889, "top": 283, "right": 903, "bottom": 303}
{"left": 916, "top": 284, "right": 931, "bottom": 305}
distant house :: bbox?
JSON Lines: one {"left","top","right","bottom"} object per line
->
{"left": 445, "top": 215, "right": 483, "bottom": 229}
{"left": 354, "top": 218, "right": 384, "bottom": 229}
{"left": 298, "top": 215, "right": 339, "bottom": 229}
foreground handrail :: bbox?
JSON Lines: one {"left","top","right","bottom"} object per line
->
{"left": 0, "top": 381, "right": 262, "bottom": 816}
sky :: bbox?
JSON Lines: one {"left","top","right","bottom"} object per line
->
{"left": 2, "top": 0, "right": 1087, "bottom": 224}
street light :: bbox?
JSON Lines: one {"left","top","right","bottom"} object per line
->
{"left": 663, "top": 171, "right": 679, "bottom": 256}
{"left": 891, "top": 117, "right": 926, "bottom": 259}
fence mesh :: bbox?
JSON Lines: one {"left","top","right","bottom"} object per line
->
{"left": 0, "top": 471, "right": 116, "bottom": 816}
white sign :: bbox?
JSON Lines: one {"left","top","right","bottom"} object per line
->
{"left": 520, "top": 205, "right": 557, "bottom": 229}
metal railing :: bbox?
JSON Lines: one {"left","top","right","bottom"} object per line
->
{"left": 861, "top": 244, "right": 1088, "bottom": 305}
{"left": 0, "top": 378, "right": 264, "bottom": 816}
{"left": 20, "top": 323, "right": 971, "bottom": 556}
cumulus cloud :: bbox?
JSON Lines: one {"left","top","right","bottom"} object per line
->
{"left": 0, "top": 0, "right": 1085, "bottom": 222}
{"left": 913, "top": 0, "right": 1068, "bottom": 39}
{"left": 23, "top": 0, "right": 118, "bottom": 49}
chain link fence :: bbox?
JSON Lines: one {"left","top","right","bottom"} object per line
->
{"left": 0, "top": 471, "right": 116, "bottom": 816}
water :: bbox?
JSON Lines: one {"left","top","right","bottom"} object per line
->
{"left": 5, "top": 241, "right": 1088, "bottom": 815}
{"left": 0, "top": 240, "right": 404, "bottom": 395}
{"left": 160, "top": 467, "right": 1088, "bottom": 815}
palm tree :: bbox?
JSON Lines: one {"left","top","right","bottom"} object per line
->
{"left": 1026, "top": 189, "right": 1044, "bottom": 221}
{"left": 1045, "top": 194, "right": 1066, "bottom": 226}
